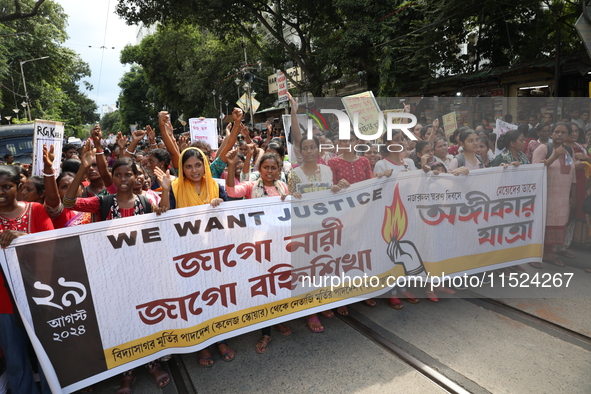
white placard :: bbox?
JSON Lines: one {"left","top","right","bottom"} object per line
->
{"left": 494, "top": 119, "right": 518, "bottom": 156}
{"left": 188, "top": 118, "right": 219, "bottom": 150}
{"left": 32, "top": 119, "right": 64, "bottom": 176}
{"left": 277, "top": 70, "right": 289, "bottom": 103}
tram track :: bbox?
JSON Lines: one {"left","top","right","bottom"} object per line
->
{"left": 460, "top": 290, "right": 591, "bottom": 352}
{"left": 161, "top": 287, "right": 591, "bottom": 394}
{"left": 338, "top": 305, "right": 491, "bottom": 394}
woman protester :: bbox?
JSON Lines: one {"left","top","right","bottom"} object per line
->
{"left": 0, "top": 165, "right": 53, "bottom": 393}
{"left": 531, "top": 122, "right": 576, "bottom": 268}
{"left": 288, "top": 135, "right": 349, "bottom": 332}
{"left": 63, "top": 141, "right": 169, "bottom": 393}
{"left": 225, "top": 150, "right": 293, "bottom": 353}
{"left": 156, "top": 147, "right": 234, "bottom": 366}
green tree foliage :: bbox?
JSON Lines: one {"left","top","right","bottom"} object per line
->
{"left": 0, "top": 0, "right": 98, "bottom": 135}
{"left": 393, "top": 0, "right": 585, "bottom": 80}
{"left": 116, "top": 65, "right": 158, "bottom": 134}
{"left": 119, "top": 22, "right": 273, "bottom": 125}
{"left": 116, "top": 0, "right": 354, "bottom": 96}
{"left": 116, "top": 0, "right": 585, "bottom": 97}
{"left": 100, "top": 110, "right": 122, "bottom": 135}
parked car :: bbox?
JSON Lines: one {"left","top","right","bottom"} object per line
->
{"left": 0, "top": 123, "right": 34, "bottom": 164}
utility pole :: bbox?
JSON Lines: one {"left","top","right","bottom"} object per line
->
{"left": 242, "top": 36, "right": 255, "bottom": 127}
{"left": 19, "top": 56, "right": 49, "bottom": 121}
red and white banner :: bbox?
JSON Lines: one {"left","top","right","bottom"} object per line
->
{"left": 0, "top": 165, "right": 546, "bottom": 392}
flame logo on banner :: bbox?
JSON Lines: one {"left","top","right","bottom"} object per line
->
{"left": 382, "top": 184, "right": 408, "bottom": 243}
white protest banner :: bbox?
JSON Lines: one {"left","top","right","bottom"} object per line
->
{"left": 188, "top": 118, "right": 219, "bottom": 150}
{"left": 1, "top": 165, "right": 546, "bottom": 392}
{"left": 277, "top": 70, "right": 289, "bottom": 103}
{"left": 341, "top": 91, "right": 383, "bottom": 136}
{"left": 494, "top": 119, "right": 518, "bottom": 155}
{"left": 32, "top": 119, "right": 64, "bottom": 176}
{"left": 443, "top": 112, "right": 457, "bottom": 136}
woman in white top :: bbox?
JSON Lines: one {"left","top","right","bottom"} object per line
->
{"left": 288, "top": 136, "right": 348, "bottom": 332}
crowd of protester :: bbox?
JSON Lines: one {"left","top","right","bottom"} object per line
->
{"left": 0, "top": 98, "right": 590, "bottom": 393}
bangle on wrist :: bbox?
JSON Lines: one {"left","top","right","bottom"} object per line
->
{"left": 125, "top": 148, "right": 134, "bottom": 155}
{"left": 95, "top": 151, "right": 104, "bottom": 155}
{"left": 42, "top": 171, "right": 55, "bottom": 177}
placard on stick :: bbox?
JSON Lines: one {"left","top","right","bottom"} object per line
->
{"left": 443, "top": 112, "right": 457, "bottom": 136}
{"left": 341, "top": 91, "right": 382, "bottom": 136}
{"left": 188, "top": 118, "right": 219, "bottom": 150}
{"left": 32, "top": 119, "right": 64, "bottom": 176}
{"left": 277, "top": 70, "right": 289, "bottom": 103}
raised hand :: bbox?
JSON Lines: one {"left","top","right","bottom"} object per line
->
{"left": 158, "top": 111, "right": 170, "bottom": 125}
{"left": 80, "top": 139, "right": 96, "bottom": 169}
{"left": 432, "top": 118, "right": 440, "bottom": 129}
{"left": 42, "top": 144, "right": 55, "bottom": 169}
{"left": 146, "top": 125, "right": 156, "bottom": 143}
{"left": 287, "top": 91, "right": 298, "bottom": 112}
{"left": 178, "top": 134, "right": 190, "bottom": 152}
{"left": 154, "top": 167, "right": 172, "bottom": 191}
{"left": 91, "top": 125, "right": 102, "bottom": 148}
{"left": 239, "top": 123, "right": 250, "bottom": 139}
{"left": 232, "top": 108, "right": 243, "bottom": 123}
{"left": 132, "top": 129, "right": 147, "bottom": 143}
{"left": 226, "top": 149, "right": 239, "bottom": 165}
{"left": 116, "top": 132, "right": 126, "bottom": 151}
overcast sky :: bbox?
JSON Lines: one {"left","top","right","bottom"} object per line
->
{"left": 58, "top": 0, "right": 137, "bottom": 115}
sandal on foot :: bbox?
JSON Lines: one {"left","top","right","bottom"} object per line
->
{"left": 274, "top": 323, "right": 292, "bottom": 336}
{"left": 529, "top": 262, "right": 543, "bottom": 269}
{"left": 337, "top": 306, "right": 349, "bottom": 316}
{"left": 425, "top": 291, "right": 439, "bottom": 302}
{"left": 388, "top": 297, "right": 403, "bottom": 310}
{"left": 116, "top": 371, "right": 135, "bottom": 394}
{"left": 306, "top": 314, "right": 324, "bottom": 333}
{"left": 363, "top": 298, "right": 377, "bottom": 307}
{"left": 400, "top": 291, "right": 419, "bottom": 304}
{"left": 256, "top": 335, "right": 271, "bottom": 354}
{"left": 197, "top": 349, "right": 214, "bottom": 367}
{"left": 217, "top": 342, "right": 235, "bottom": 362}
{"left": 147, "top": 361, "right": 170, "bottom": 388}
{"left": 321, "top": 309, "right": 334, "bottom": 318}
{"left": 555, "top": 250, "right": 576, "bottom": 259}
